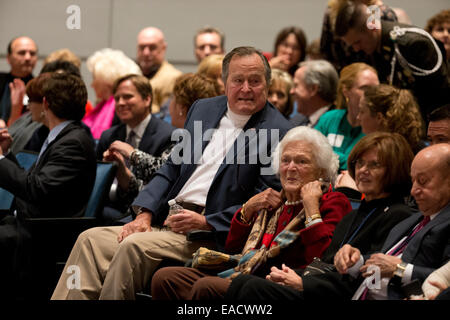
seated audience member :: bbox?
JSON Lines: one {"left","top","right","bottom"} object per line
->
{"left": 268, "top": 68, "right": 294, "bottom": 118}
{"left": 305, "top": 38, "right": 323, "bottom": 61}
{"left": 315, "top": 63, "right": 379, "bottom": 170}
{"left": 151, "top": 126, "right": 352, "bottom": 300}
{"left": 226, "top": 143, "right": 450, "bottom": 301}
{"left": 427, "top": 104, "right": 450, "bottom": 145}
{"left": 136, "top": 27, "right": 182, "bottom": 113}
{"left": 194, "top": 26, "right": 225, "bottom": 63}
{"left": 358, "top": 84, "right": 426, "bottom": 154}
{"left": 97, "top": 74, "right": 175, "bottom": 222}
{"left": 425, "top": 9, "right": 450, "bottom": 62}
{"left": 43, "top": 48, "right": 81, "bottom": 69}
{"left": 420, "top": 260, "right": 450, "bottom": 300}
{"left": 335, "top": 1, "right": 449, "bottom": 122}
{"left": 105, "top": 73, "right": 222, "bottom": 216}
{"left": 82, "top": 48, "right": 142, "bottom": 140}
{"left": 320, "top": 0, "right": 397, "bottom": 72}
{"left": 289, "top": 60, "right": 339, "bottom": 127}
{"left": 51, "top": 46, "right": 293, "bottom": 300}
{"left": 1, "top": 36, "right": 38, "bottom": 126}
{"left": 267, "top": 26, "right": 307, "bottom": 77}
{"left": 0, "top": 72, "right": 96, "bottom": 298}
{"left": 197, "top": 54, "right": 225, "bottom": 94}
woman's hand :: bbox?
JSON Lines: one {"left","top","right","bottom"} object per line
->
{"left": 108, "top": 140, "right": 135, "bottom": 159}
{"left": 266, "top": 264, "right": 303, "bottom": 291}
{"left": 301, "top": 180, "right": 323, "bottom": 220}
{"left": 335, "top": 170, "right": 358, "bottom": 190}
{"left": 269, "top": 55, "right": 290, "bottom": 72}
{"left": 242, "top": 188, "right": 282, "bottom": 222}
{"left": 334, "top": 244, "right": 361, "bottom": 274}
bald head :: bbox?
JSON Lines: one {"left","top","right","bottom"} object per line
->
{"left": 7, "top": 36, "right": 38, "bottom": 77}
{"left": 136, "top": 27, "right": 167, "bottom": 76}
{"left": 411, "top": 144, "right": 450, "bottom": 216}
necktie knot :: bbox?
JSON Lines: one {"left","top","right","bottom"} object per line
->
{"left": 126, "top": 130, "right": 137, "bottom": 148}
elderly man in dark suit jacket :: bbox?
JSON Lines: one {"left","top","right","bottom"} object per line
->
{"left": 226, "top": 143, "right": 450, "bottom": 301}
{"left": 96, "top": 74, "right": 175, "bottom": 221}
{"left": 52, "top": 46, "right": 293, "bottom": 300}
{"left": 0, "top": 72, "right": 96, "bottom": 299}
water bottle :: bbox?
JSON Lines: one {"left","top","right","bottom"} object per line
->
{"left": 165, "top": 199, "right": 183, "bottom": 229}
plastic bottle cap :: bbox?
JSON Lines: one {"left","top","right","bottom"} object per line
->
{"left": 168, "top": 199, "right": 177, "bottom": 206}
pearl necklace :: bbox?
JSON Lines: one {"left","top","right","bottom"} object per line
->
{"left": 285, "top": 199, "right": 302, "bottom": 206}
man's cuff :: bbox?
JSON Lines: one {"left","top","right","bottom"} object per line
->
{"left": 402, "top": 263, "right": 414, "bottom": 284}
{"left": 347, "top": 255, "right": 364, "bottom": 278}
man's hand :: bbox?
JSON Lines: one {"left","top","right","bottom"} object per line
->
{"left": 266, "top": 264, "right": 303, "bottom": 291}
{"left": 165, "top": 209, "right": 212, "bottom": 234}
{"left": 360, "top": 253, "right": 401, "bottom": 278}
{"left": 117, "top": 211, "right": 152, "bottom": 243}
{"left": 0, "top": 128, "right": 12, "bottom": 155}
{"left": 8, "top": 79, "right": 26, "bottom": 126}
{"left": 334, "top": 244, "right": 361, "bottom": 274}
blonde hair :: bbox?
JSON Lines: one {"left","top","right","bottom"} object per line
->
{"left": 270, "top": 68, "right": 294, "bottom": 117}
{"left": 363, "top": 84, "right": 425, "bottom": 152}
{"left": 336, "top": 62, "right": 377, "bottom": 109}
{"left": 87, "top": 48, "right": 142, "bottom": 85}
{"left": 197, "top": 54, "right": 224, "bottom": 80}
{"left": 44, "top": 48, "right": 81, "bottom": 69}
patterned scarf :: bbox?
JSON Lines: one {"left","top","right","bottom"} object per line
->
{"left": 218, "top": 205, "right": 305, "bottom": 280}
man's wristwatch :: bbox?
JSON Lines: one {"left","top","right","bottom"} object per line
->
{"left": 392, "top": 261, "right": 408, "bottom": 285}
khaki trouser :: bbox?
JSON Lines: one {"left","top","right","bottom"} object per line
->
{"left": 51, "top": 226, "right": 215, "bottom": 300}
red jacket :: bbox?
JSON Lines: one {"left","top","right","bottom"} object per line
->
{"left": 225, "top": 191, "right": 352, "bottom": 272}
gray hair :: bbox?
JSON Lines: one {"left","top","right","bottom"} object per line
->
{"left": 222, "top": 46, "right": 271, "bottom": 85}
{"left": 299, "top": 60, "right": 339, "bottom": 103}
{"left": 271, "top": 126, "right": 339, "bottom": 184}
{"left": 87, "top": 48, "right": 142, "bottom": 85}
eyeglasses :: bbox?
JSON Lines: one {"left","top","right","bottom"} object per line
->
{"left": 354, "top": 159, "right": 383, "bottom": 171}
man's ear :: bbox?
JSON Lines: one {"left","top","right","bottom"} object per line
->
{"left": 309, "top": 84, "right": 319, "bottom": 97}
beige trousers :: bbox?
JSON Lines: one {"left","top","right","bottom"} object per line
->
{"left": 51, "top": 226, "right": 215, "bottom": 300}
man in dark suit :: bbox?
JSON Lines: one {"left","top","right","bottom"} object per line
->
{"left": 0, "top": 36, "right": 38, "bottom": 125}
{"left": 96, "top": 74, "right": 175, "bottom": 221}
{"left": 52, "top": 46, "right": 293, "bottom": 300}
{"left": 226, "top": 143, "right": 450, "bottom": 300}
{"left": 0, "top": 72, "right": 96, "bottom": 299}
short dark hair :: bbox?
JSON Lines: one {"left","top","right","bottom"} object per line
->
{"left": 26, "top": 73, "right": 51, "bottom": 103}
{"left": 348, "top": 132, "right": 414, "bottom": 197}
{"left": 429, "top": 104, "right": 450, "bottom": 122}
{"left": 335, "top": 2, "right": 369, "bottom": 37}
{"left": 40, "top": 60, "right": 81, "bottom": 78}
{"left": 222, "top": 46, "right": 271, "bottom": 85}
{"left": 42, "top": 72, "right": 87, "bottom": 121}
{"left": 273, "top": 26, "right": 307, "bottom": 64}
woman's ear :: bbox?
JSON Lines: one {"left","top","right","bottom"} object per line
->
{"left": 42, "top": 97, "right": 49, "bottom": 111}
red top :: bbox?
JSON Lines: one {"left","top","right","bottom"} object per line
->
{"left": 225, "top": 191, "right": 352, "bottom": 269}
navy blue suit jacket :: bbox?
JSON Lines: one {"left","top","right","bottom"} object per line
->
{"left": 383, "top": 203, "right": 450, "bottom": 299}
{"left": 96, "top": 115, "right": 175, "bottom": 160}
{"left": 133, "top": 95, "right": 293, "bottom": 248}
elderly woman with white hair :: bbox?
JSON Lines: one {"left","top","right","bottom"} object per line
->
{"left": 150, "top": 126, "right": 352, "bottom": 300}
{"left": 82, "top": 48, "right": 142, "bottom": 139}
